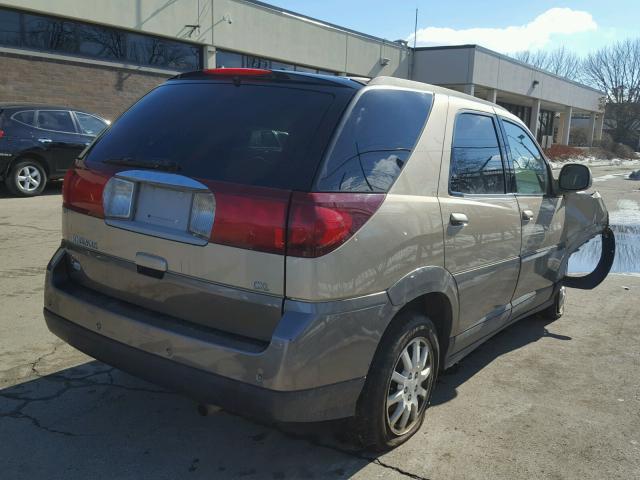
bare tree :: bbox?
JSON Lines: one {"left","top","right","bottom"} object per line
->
{"left": 546, "top": 46, "right": 582, "bottom": 80}
{"left": 513, "top": 50, "right": 549, "bottom": 69}
{"left": 583, "top": 38, "right": 640, "bottom": 147}
{"left": 512, "top": 46, "right": 581, "bottom": 81}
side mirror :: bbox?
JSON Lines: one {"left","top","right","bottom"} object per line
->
{"left": 559, "top": 163, "right": 592, "bottom": 192}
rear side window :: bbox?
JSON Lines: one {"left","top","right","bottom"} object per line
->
{"left": 75, "top": 112, "right": 107, "bottom": 136}
{"left": 85, "top": 83, "right": 348, "bottom": 190}
{"left": 37, "top": 110, "right": 76, "bottom": 133}
{"left": 315, "top": 88, "right": 432, "bottom": 192}
{"left": 12, "top": 110, "right": 36, "bottom": 126}
{"left": 502, "top": 120, "right": 549, "bottom": 195}
{"left": 450, "top": 113, "right": 505, "bottom": 195}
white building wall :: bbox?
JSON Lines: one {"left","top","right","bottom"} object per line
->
{"left": 413, "top": 45, "right": 603, "bottom": 114}
{"left": 472, "top": 48, "right": 602, "bottom": 112}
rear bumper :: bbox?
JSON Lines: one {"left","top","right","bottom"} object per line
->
{"left": 0, "top": 151, "right": 12, "bottom": 177}
{"left": 44, "top": 308, "right": 364, "bottom": 422}
{"left": 44, "top": 247, "right": 396, "bottom": 421}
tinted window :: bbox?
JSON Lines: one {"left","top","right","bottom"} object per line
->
{"left": 316, "top": 89, "right": 432, "bottom": 192}
{"left": 0, "top": 7, "right": 200, "bottom": 71}
{"left": 12, "top": 110, "right": 36, "bottom": 126}
{"left": 502, "top": 120, "right": 548, "bottom": 195}
{"left": 75, "top": 112, "right": 107, "bottom": 136}
{"left": 85, "top": 83, "right": 348, "bottom": 190}
{"left": 37, "top": 110, "right": 76, "bottom": 133}
{"left": 450, "top": 113, "right": 505, "bottom": 194}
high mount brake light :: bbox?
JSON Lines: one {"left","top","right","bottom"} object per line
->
{"left": 203, "top": 68, "right": 272, "bottom": 77}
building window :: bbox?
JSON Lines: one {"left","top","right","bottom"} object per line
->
{"left": 0, "top": 7, "right": 201, "bottom": 71}
{"left": 215, "top": 50, "right": 243, "bottom": 68}
{"left": 215, "top": 49, "right": 337, "bottom": 75}
{"left": 538, "top": 109, "right": 555, "bottom": 143}
{"left": 497, "top": 102, "right": 532, "bottom": 127}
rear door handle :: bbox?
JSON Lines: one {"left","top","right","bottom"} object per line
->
{"left": 522, "top": 209, "right": 534, "bottom": 221}
{"left": 38, "top": 138, "right": 52, "bottom": 143}
{"left": 449, "top": 213, "right": 469, "bottom": 226}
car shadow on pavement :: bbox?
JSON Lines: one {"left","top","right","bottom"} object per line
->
{"left": 0, "top": 313, "right": 570, "bottom": 479}
{"left": 433, "top": 314, "right": 571, "bottom": 406}
{"left": 0, "top": 360, "right": 377, "bottom": 479}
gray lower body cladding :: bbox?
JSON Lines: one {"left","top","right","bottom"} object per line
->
{"left": 44, "top": 247, "right": 396, "bottom": 421}
{"left": 44, "top": 309, "right": 365, "bottom": 422}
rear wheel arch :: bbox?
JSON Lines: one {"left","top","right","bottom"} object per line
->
{"left": 385, "top": 266, "right": 459, "bottom": 366}
{"left": 12, "top": 153, "right": 50, "bottom": 176}
{"left": 385, "top": 292, "right": 453, "bottom": 369}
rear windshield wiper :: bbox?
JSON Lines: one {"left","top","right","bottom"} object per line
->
{"left": 103, "top": 157, "right": 182, "bottom": 172}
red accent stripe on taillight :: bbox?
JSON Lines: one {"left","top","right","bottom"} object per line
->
{"left": 203, "top": 68, "right": 272, "bottom": 77}
{"left": 287, "top": 192, "right": 385, "bottom": 258}
{"left": 62, "top": 165, "right": 112, "bottom": 218}
{"left": 201, "top": 180, "right": 291, "bottom": 255}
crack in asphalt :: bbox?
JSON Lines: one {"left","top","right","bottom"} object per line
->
{"left": 2, "top": 351, "right": 429, "bottom": 478}
{"left": 224, "top": 411, "right": 432, "bottom": 480}
{"left": 30, "top": 343, "right": 63, "bottom": 377}
{"left": 1, "top": 356, "right": 176, "bottom": 437}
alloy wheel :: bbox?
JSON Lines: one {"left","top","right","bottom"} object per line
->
{"left": 16, "top": 165, "right": 42, "bottom": 193}
{"left": 386, "top": 336, "right": 432, "bottom": 435}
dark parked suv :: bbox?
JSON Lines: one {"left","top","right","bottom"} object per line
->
{"left": 0, "top": 104, "right": 109, "bottom": 196}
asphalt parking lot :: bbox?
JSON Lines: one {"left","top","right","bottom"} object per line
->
{"left": 1, "top": 166, "right": 639, "bottom": 480}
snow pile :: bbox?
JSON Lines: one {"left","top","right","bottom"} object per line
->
{"left": 548, "top": 157, "right": 640, "bottom": 170}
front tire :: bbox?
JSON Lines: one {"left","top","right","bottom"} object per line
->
{"left": 354, "top": 310, "right": 439, "bottom": 451}
{"left": 541, "top": 285, "right": 565, "bottom": 321}
{"left": 5, "top": 160, "right": 47, "bottom": 197}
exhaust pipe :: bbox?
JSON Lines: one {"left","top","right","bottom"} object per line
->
{"left": 197, "top": 403, "right": 221, "bottom": 417}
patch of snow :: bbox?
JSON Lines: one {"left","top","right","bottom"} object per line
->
{"left": 548, "top": 157, "right": 640, "bottom": 170}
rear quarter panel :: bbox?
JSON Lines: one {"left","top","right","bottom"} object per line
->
{"left": 285, "top": 92, "right": 448, "bottom": 301}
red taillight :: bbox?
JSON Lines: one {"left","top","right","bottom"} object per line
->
{"left": 203, "top": 68, "right": 272, "bottom": 77}
{"left": 202, "top": 181, "right": 290, "bottom": 255}
{"left": 61, "top": 166, "right": 383, "bottom": 258}
{"left": 0, "top": 129, "right": 5, "bottom": 138}
{"left": 62, "top": 165, "right": 111, "bottom": 218}
{"left": 287, "top": 192, "right": 385, "bottom": 258}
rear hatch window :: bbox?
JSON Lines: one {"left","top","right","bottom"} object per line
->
{"left": 84, "top": 82, "right": 353, "bottom": 190}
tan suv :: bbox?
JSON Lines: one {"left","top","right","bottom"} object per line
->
{"left": 43, "top": 69, "right": 615, "bottom": 450}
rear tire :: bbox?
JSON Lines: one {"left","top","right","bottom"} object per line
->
{"left": 354, "top": 310, "right": 439, "bottom": 451}
{"left": 5, "top": 159, "right": 47, "bottom": 197}
{"left": 541, "top": 285, "right": 565, "bottom": 321}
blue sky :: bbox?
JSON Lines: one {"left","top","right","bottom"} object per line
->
{"left": 265, "top": 1, "right": 638, "bottom": 55}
